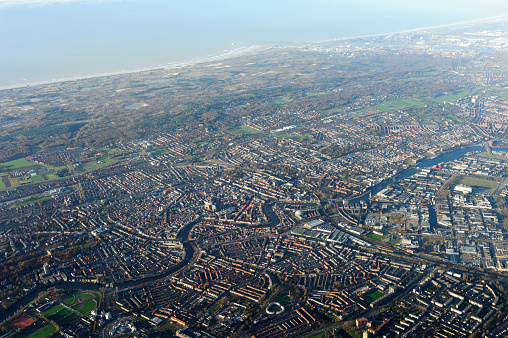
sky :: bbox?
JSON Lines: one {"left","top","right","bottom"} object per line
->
{"left": 1, "top": 0, "right": 508, "bottom": 88}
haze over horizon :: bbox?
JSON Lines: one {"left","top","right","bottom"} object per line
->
{"left": 1, "top": 0, "right": 508, "bottom": 89}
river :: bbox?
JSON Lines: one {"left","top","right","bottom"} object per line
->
{"left": 1, "top": 144, "right": 504, "bottom": 322}
{"left": 346, "top": 145, "right": 502, "bottom": 204}
{"left": 0, "top": 219, "right": 198, "bottom": 323}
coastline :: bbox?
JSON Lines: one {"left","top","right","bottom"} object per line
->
{"left": 311, "top": 13, "right": 508, "bottom": 44}
{"left": 0, "top": 45, "right": 267, "bottom": 92}
{"left": 2, "top": 14, "right": 508, "bottom": 92}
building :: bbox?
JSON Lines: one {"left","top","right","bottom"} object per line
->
{"left": 454, "top": 184, "right": 472, "bottom": 194}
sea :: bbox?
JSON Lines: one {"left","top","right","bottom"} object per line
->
{"left": 1, "top": 0, "right": 508, "bottom": 90}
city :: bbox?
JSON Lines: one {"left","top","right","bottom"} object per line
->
{"left": 2, "top": 17, "right": 508, "bottom": 338}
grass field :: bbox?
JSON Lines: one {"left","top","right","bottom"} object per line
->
{"left": 63, "top": 295, "right": 75, "bottom": 306}
{"left": 208, "top": 297, "right": 227, "bottom": 314}
{"left": 49, "top": 309, "right": 80, "bottom": 327}
{"left": 399, "top": 76, "right": 431, "bottom": 82}
{"left": 234, "top": 125, "right": 261, "bottom": 134}
{"left": 58, "top": 119, "right": 96, "bottom": 126}
{"left": 63, "top": 292, "right": 98, "bottom": 313}
{"left": 41, "top": 304, "right": 64, "bottom": 317}
{"left": 477, "top": 152, "right": 508, "bottom": 160}
{"left": 208, "top": 303, "right": 221, "bottom": 314}
{"left": 275, "top": 134, "right": 303, "bottom": 140}
{"left": 273, "top": 292, "right": 292, "bottom": 304}
{"left": 443, "top": 114, "right": 461, "bottom": 123}
{"left": 75, "top": 293, "right": 95, "bottom": 302}
{"left": 306, "top": 91, "right": 329, "bottom": 96}
{"left": 364, "top": 290, "right": 385, "bottom": 303}
{"left": 487, "top": 86, "right": 508, "bottom": 99}
{"left": 0, "top": 180, "right": 5, "bottom": 190}
{"left": 427, "top": 90, "right": 469, "bottom": 103}
{"left": 273, "top": 96, "right": 292, "bottom": 104}
{"left": 18, "top": 323, "right": 56, "bottom": 338}
{"left": 310, "top": 333, "right": 327, "bottom": 338}
{"left": 73, "top": 299, "right": 97, "bottom": 314}
{"left": 367, "top": 232, "right": 386, "bottom": 241}
{"left": 367, "top": 97, "right": 425, "bottom": 112}
{"left": 59, "top": 313, "right": 81, "bottom": 327}
{"left": 336, "top": 329, "right": 355, "bottom": 338}
{"left": 371, "top": 100, "right": 408, "bottom": 112}
{"left": 48, "top": 308, "right": 73, "bottom": 322}
{"left": 396, "top": 98, "right": 425, "bottom": 106}
{"left": 74, "top": 165, "right": 87, "bottom": 173}
{"left": 16, "top": 175, "right": 44, "bottom": 185}
{"left": 322, "top": 108, "right": 341, "bottom": 115}
{"left": 454, "top": 176, "right": 499, "bottom": 190}
{"left": 13, "top": 196, "right": 52, "bottom": 208}
{"left": 83, "top": 156, "right": 115, "bottom": 170}
{"left": 31, "top": 175, "right": 43, "bottom": 182}
{"left": 1, "top": 158, "right": 35, "bottom": 170}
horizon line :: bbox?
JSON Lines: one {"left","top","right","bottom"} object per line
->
{"left": 2, "top": 14, "right": 508, "bottom": 92}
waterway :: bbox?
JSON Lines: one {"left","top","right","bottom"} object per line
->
{"left": 2, "top": 144, "right": 505, "bottom": 322}
{"left": 346, "top": 145, "right": 500, "bottom": 204}
{"left": 0, "top": 219, "right": 198, "bottom": 323}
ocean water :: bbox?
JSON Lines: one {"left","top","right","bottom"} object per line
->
{"left": 1, "top": 0, "right": 508, "bottom": 89}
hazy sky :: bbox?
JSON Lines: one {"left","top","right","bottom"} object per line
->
{"left": 1, "top": 0, "right": 508, "bottom": 88}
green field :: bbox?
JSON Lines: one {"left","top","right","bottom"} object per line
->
{"left": 273, "top": 292, "right": 292, "bottom": 304}
{"left": 18, "top": 323, "right": 56, "bottom": 338}
{"left": 58, "top": 119, "right": 96, "bottom": 126}
{"left": 275, "top": 134, "right": 303, "bottom": 141}
{"left": 1, "top": 158, "right": 36, "bottom": 170}
{"left": 208, "top": 297, "right": 227, "bottom": 314}
{"left": 367, "top": 232, "right": 386, "bottom": 241}
{"left": 399, "top": 76, "right": 431, "bottom": 82}
{"left": 487, "top": 86, "right": 508, "bottom": 99}
{"left": 83, "top": 156, "right": 115, "bottom": 170}
{"left": 0, "top": 180, "right": 5, "bottom": 190}
{"left": 322, "top": 108, "right": 341, "bottom": 115}
{"left": 477, "top": 152, "right": 508, "bottom": 161}
{"left": 73, "top": 299, "right": 96, "bottom": 314}
{"left": 48, "top": 308, "right": 73, "bottom": 322}
{"left": 74, "top": 293, "right": 95, "bottom": 302}
{"left": 309, "top": 333, "right": 327, "bottom": 338}
{"left": 368, "top": 97, "right": 426, "bottom": 112}
{"left": 371, "top": 100, "right": 408, "bottom": 112}
{"left": 31, "top": 175, "right": 43, "bottom": 183}
{"left": 427, "top": 90, "right": 469, "bottom": 103}
{"left": 13, "top": 196, "right": 52, "bottom": 208}
{"left": 234, "top": 125, "right": 261, "bottom": 134}
{"left": 364, "top": 290, "right": 385, "bottom": 303}
{"left": 454, "top": 176, "right": 499, "bottom": 190}
{"left": 396, "top": 98, "right": 425, "bottom": 106}
{"left": 16, "top": 175, "right": 44, "bottom": 185}
{"left": 63, "top": 295, "right": 76, "bottom": 306}
{"left": 273, "top": 96, "right": 292, "bottom": 104}
{"left": 404, "top": 158, "right": 416, "bottom": 165}
{"left": 208, "top": 302, "right": 222, "bottom": 314}
{"left": 443, "top": 114, "right": 461, "bottom": 123}
{"left": 41, "top": 304, "right": 64, "bottom": 317}
{"left": 74, "top": 165, "right": 87, "bottom": 173}
{"left": 49, "top": 309, "right": 81, "bottom": 327}
{"left": 306, "top": 91, "right": 329, "bottom": 96}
